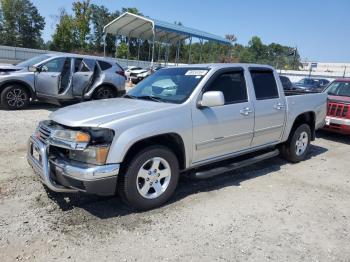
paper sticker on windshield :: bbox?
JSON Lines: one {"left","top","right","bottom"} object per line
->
{"left": 185, "top": 70, "right": 208, "bottom": 76}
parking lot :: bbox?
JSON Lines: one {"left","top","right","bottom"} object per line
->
{"left": 0, "top": 103, "right": 348, "bottom": 261}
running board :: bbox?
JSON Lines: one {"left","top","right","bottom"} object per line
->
{"left": 194, "top": 149, "right": 280, "bottom": 179}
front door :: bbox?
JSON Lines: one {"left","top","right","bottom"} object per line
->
{"left": 35, "top": 57, "right": 70, "bottom": 96}
{"left": 192, "top": 68, "right": 255, "bottom": 164}
{"left": 249, "top": 68, "right": 286, "bottom": 147}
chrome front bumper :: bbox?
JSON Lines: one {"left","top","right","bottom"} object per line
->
{"left": 27, "top": 135, "right": 120, "bottom": 194}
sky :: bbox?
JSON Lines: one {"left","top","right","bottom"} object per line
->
{"left": 31, "top": 0, "right": 350, "bottom": 63}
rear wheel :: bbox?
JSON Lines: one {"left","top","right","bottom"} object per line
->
{"left": 0, "top": 85, "right": 30, "bottom": 110}
{"left": 280, "top": 124, "right": 311, "bottom": 163}
{"left": 92, "top": 86, "right": 117, "bottom": 100}
{"left": 118, "top": 146, "right": 179, "bottom": 210}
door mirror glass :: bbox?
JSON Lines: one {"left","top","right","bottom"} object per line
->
{"left": 200, "top": 91, "right": 225, "bottom": 108}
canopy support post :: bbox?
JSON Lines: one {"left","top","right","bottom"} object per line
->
{"left": 157, "top": 42, "right": 161, "bottom": 62}
{"left": 151, "top": 28, "right": 155, "bottom": 67}
{"left": 114, "top": 31, "right": 120, "bottom": 59}
{"left": 137, "top": 39, "right": 141, "bottom": 65}
{"left": 127, "top": 34, "right": 131, "bottom": 66}
{"left": 148, "top": 41, "right": 151, "bottom": 62}
{"left": 103, "top": 33, "right": 106, "bottom": 57}
{"left": 199, "top": 39, "right": 203, "bottom": 63}
{"left": 188, "top": 37, "right": 192, "bottom": 64}
{"left": 175, "top": 41, "right": 180, "bottom": 65}
{"left": 165, "top": 37, "right": 170, "bottom": 66}
{"left": 208, "top": 41, "right": 212, "bottom": 63}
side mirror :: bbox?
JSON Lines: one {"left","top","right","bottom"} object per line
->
{"left": 28, "top": 66, "right": 38, "bottom": 72}
{"left": 199, "top": 91, "right": 225, "bottom": 108}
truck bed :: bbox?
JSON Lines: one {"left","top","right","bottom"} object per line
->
{"left": 281, "top": 91, "right": 327, "bottom": 141}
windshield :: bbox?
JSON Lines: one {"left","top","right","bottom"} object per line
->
{"left": 126, "top": 67, "right": 209, "bottom": 104}
{"left": 17, "top": 54, "right": 51, "bottom": 67}
{"left": 325, "top": 81, "right": 350, "bottom": 97}
{"left": 297, "top": 78, "right": 316, "bottom": 86}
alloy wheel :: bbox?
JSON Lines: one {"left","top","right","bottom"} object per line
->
{"left": 136, "top": 157, "right": 172, "bottom": 199}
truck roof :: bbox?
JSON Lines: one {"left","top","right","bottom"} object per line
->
{"left": 173, "top": 63, "right": 275, "bottom": 70}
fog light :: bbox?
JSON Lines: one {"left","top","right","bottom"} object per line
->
{"left": 69, "top": 145, "right": 110, "bottom": 165}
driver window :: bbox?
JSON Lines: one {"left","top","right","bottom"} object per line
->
{"left": 206, "top": 70, "right": 248, "bottom": 104}
{"left": 41, "top": 57, "right": 66, "bottom": 72}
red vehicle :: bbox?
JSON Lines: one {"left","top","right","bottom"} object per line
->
{"left": 323, "top": 79, "right": 350, "bottom": 134}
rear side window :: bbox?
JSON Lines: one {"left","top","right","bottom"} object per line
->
{"left": 75, "top": 58, "right": 95, "bottom": 72}
{"left": 250, "top": 69, "right": 279, "bottom": 100}
{"left": 98, "top": 60, "right": 112, "bottom": 71}
{"left": 206, "top": 70, "right": 248, "bottom": 104}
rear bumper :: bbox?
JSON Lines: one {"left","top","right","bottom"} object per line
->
{"left": 27, "top": 135, "right": 120, "bottom": 195}
{"left": 323, "top": 116, "right": 350, "bottom": 134}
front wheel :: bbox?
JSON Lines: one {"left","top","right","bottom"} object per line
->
{"left": 118, "top": 146, "right": 179, "bottom": 210}
{"left": 280, "top": 124, "right": 311, "bottom": 163}
{"left": 92, "top": 86, "right": 117, "bottom": 100}
{"left": 1, "top": 85, "right": 30, "bottom": 110}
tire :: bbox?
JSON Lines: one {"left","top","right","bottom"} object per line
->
{"left": 280, "top": 124, "right": 311, "bottom": 163}
{"left": 118, "top": 145, "right": 180, "bottom": 210}
{"left": 1, "top": 85, "right": 30, "bottom": 110}
{"left": 92, "top": 86, "right": 117, "bottom": 100}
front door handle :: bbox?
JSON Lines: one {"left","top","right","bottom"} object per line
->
{"left": 240, "top": 107, "right": 253, "bottom": 116}
{"left": 274, "top": 103, "right": 285, "bottom": 110}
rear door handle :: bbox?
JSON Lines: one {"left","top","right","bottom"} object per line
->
{"left": 274, "top": 103, "right": 285, "bottom": 110}
{"left": 240, "top": 107, "right": 253, "bottom": 116}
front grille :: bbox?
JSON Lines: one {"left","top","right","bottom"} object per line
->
{"left": 37, "top": 121, "right": 53, "bottom": 144}
{"left": 328, "top": 102, "right": 349, "bottom": 118}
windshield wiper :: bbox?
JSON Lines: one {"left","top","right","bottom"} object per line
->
{"left": 123, "top": 94, "right": 138, "bottom": 99}
{"left": 136, "top": 95, "right": 164, "bottom": 102}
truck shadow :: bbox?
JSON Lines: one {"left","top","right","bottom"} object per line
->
{"left": 46, "top": 144, "right": 328, "bottom": 218}
{"left": 316, "top": 130, "right": 350, "bottom": 145}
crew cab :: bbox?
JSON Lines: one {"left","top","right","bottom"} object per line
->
{"left": 27, "top": 64, "right": 327, "bottom": 210}
{"left": 323, "top": 79, "right": 350, "bottom": 134}
{"left": 0, "top": 54, "right": 126, "bottom": 109}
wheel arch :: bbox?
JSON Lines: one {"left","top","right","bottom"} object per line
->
{"left": 289, "top": 111, "right": 316, "bottom": 141}
{"left": 121, "top": 133, "right": 186, "bottom": 171}
{"left": 89, "top": 83, "right": 119, "bottom": 97}
{"left": 0, "top": 80, "right": 35, "bottom": 99}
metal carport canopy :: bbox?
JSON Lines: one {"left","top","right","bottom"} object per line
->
{"left": 103, "top": 12, "right": 231, "bottom": 45}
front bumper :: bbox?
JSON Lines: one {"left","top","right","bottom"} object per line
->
{"left": 27, "top": 135, "right": 120, "bottom": 195}
{"left": 323, "top": 116, "right": 350, "bottom": 134}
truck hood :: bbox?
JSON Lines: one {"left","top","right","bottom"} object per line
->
{"left": 49, "top": 98, "right": 177, "bottom": 127}
{"left": 0, "top": 63, "right": 23, "bottom": 73}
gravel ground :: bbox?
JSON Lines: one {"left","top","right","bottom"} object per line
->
{"left": 0, "top": 102, "right": 349, "bottom": 262}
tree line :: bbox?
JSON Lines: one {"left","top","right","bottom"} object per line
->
{"left": 0, "top": 0, "right": 300, "bottom": 69}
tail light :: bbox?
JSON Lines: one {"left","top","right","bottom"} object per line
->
{"left": 116, "top": 70, "right": 126, "bottom": 79}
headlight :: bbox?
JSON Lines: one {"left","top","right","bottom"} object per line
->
{"left": 51, "top": 130, "right": 90, "bottom": 143}
{"left": 69, "top": 145, "right": 110, "bottom": 165}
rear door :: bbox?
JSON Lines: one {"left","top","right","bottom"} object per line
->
{"left": 249, "top": 68, "right": 286, "bottom": 147}
{"left": 192, "top": 68, "right": 255, "bottom": 163}
{"left": 35, "top": 57, "right": 68, "bottom": 96}
{"left": 72, "top": 58, "right": 96, "bottom": 96}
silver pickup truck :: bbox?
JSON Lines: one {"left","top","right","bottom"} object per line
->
{"left": 27, "top": 64, "right": 327, "bottom": 210}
